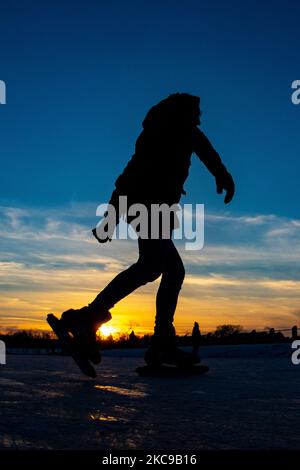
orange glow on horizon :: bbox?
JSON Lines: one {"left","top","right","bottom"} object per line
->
{"left": 0, "top": 279, "right": 299, "bottom": 335}
{"left": 98, "top": 324, "right": 117, "bottom": 338}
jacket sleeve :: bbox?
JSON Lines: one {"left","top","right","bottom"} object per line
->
{"left": 193, "top": 127, "right": 227, "bottom": 176}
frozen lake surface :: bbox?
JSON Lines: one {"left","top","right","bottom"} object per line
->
{"left": 1, "top": 345, "right": 300, "bottom": 450}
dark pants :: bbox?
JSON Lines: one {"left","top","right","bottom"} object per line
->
{"left": 91, "top": 238, "right": 185, "bottom": 335}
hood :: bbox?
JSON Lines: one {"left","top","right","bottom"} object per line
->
{"left": 142, "top": 93, "right": 200, "bottom": 130}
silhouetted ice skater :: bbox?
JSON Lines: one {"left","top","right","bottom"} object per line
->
{"left": 48, "top": 93, "right": 234, "bottom": 375}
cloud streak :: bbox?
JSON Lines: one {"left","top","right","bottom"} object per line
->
{"left": 0, "top": 203, "right": 299, "bottom": 333}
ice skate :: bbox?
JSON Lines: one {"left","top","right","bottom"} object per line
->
{"left": 137, "top": 327, "right": 209, "bottom": 377}
{"left": 60, "top": 305, "right": 111, "bottom": 364}
{"left": 47, "top": 305, "right": 111, "bottom": 378}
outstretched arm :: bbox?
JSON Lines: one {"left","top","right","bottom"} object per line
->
{"left": 193, "top": 128, "right": 235, "bottom": 204}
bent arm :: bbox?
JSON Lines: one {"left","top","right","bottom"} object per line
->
{"left": 193, "top": 127, "right": 227, "bottom": 176}
{"left": 193, "top": 127, "right": 235, "bottom": 204}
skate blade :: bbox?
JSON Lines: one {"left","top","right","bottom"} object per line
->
{"left": 136, "top": 364, "right": 209, "bottom": 377}
{"left": 47, "top": 314, "right": 97, "bottom": 378}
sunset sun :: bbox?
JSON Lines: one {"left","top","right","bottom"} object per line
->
{"left": 98, "top": 324, "right": 117, "bottom": 338}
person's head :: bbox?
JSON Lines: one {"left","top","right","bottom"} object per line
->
{"left": 173, "top": 93, "right": 201, "bottom": 126}
{"left": 142, "top": 93, "right": 201, "bottom": 129}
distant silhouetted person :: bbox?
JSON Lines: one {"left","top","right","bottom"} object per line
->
{"left": 59, "top": 93, "right": 235, "bottom": 366}
{"left": 292, "top": 325, "right": 298, "bottom": 340}
{"left": 129, "top": 330, "right": 137, "bottom": 348}
{"left": 192, "top": 321, "right": 201, "bottom": 356}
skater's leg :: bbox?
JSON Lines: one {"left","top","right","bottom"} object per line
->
{"left": 60, "top": 238, "right": 168, "bottom": 362}
{"left": 154, "top": 240, "right": 185, "bottom": 336}
{"left": 89, "top": 238, "right": 170, "bottom": 316}
{"left": 62, "top": 239, "right": 169, "bottom": 322}
{"left": 145, "top": 242, "right": 200, "bottom": 366}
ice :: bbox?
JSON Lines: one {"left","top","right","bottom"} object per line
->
{"left": 0, "top": 344, "right": 300, "bottom": 450}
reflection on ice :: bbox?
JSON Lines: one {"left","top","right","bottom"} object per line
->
{"left": 90, "top": 413, "right": 119, "bottom": 422}
{"left": 89, "top": 412, "right": 129, "bottom": 423}
{"left": 37, "top": 390, "right": 65, "bottom": 398}
{"left": 0, "top": 378, "right": 24, "bottom": 387}
{"left": 2, "top": 352, "right": 298, "bottom": 450}
{"left": 94, "top": 385, "right": 148, "bottom": 398}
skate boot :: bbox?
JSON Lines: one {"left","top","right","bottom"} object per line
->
{"left": 60, "top": 305, "right": 111, "bottom": 364}
{"left": 144, "top": 327, "right": 200, "bottom": 368}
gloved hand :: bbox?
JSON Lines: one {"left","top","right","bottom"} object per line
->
{"left": 92, "top": 214, "right": 114, "bottom": 243}
{"left": 92, "top": 189, "right": 123, "bottom": 243}
{"left": 215, "top": 169, "right": 235, "bottom": 204}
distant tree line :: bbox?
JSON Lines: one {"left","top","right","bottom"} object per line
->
{"left": 0, "top": 323, "right": 295, "bottom": 353}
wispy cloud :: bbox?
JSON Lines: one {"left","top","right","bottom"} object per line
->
{"left": 0, "top": 203, "right": 299, "bottom": 333}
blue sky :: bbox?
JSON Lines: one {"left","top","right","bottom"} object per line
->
{"left": 0, "top": 0, "right": 299, "bottom": 332}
